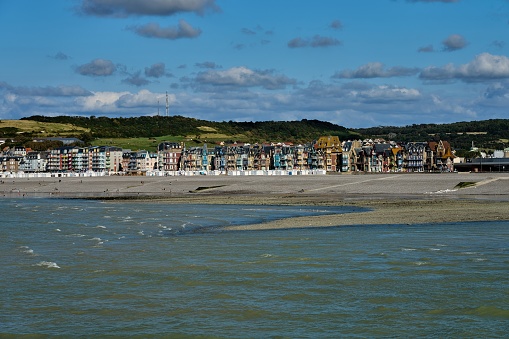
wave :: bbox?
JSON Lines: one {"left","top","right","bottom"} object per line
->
{"left": 35, "top": 261, "right": 60, "bottom": 269}
{"left": 18, "top": 246, "right": 35, "bottom": 255}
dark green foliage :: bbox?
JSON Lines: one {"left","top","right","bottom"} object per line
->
{"left": 20, "top": 115, "right": 509, "bottom": 150}
{"left": 355, "top": 119, "right": 509, "bottom": 151}
{"left": 0, "top": 127, "right": 20, "bottom": 137}
{"left": 22, "top": 115, "right": 358, "bottom": 144}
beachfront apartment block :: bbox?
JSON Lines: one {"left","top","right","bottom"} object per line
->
{"left": 45, "top": 146, "right": 122, "bottom": 173}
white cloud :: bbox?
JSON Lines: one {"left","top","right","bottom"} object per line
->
{"left": 117, "top": 90, "right": 175, "bottom": 108}
{"left": 195, "top": 66, "right": 296, "bottom": 90}
{"left": 351, "top": 85, "right": 421, "bottom": 103}
{"left": 420, "top": 53, "right": 509, "bottom": 82}
{"left": 79, "top": 0, "right": 219, "bottom": 17}
{"left": 442, "top": 34, "right": 468, "bottom": 51}
{"left": 75, "top": 91, "right": 129, "bottom": 111}
{"left": 129, "top": 20, "right": 201, "bottom": 40}
{"left": 76, "top": 59, "right": 117, "bottom": 77}
{"left": 333, "top": 62, "right": 419, "bottom": 79}
{"left": 145, "top": 63, "right": 167, "bottom": 78}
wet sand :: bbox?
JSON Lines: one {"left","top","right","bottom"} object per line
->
{"left": 2, "top": 173, "right": 509, "bottom": 230}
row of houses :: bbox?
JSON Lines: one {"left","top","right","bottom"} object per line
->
{"left": 1, "top": 137, "right": 460, "bottom": 175}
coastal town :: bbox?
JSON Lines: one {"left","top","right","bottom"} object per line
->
{"left": 2, "top": 135, "right": 508, "bottom": 178}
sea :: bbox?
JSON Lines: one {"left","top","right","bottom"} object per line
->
{"left": 1, "top": 198, "right": 508, "bottom": 338}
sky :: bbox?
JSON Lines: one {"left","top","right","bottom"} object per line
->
{"left": 1, "top": 0, "right": 509, "bottom": 128}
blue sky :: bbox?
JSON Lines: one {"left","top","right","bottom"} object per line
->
{"left": 1, "top": 0, "right": 509, "bottom": 128}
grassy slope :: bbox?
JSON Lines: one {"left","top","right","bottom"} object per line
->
{"left": 0, "top": 120, "right": 89, "bottom": 136}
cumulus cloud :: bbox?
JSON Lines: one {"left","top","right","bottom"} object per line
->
{"left": 311, "top": 35, "right": 342, "bottom": 47}
{"left": 75, "top": 91, "right": 129, "bottom": 112}
{"left": 483, "top": 82, "right": 509, "bottom": 99}
{"left": 288, "top": 35, "right": 341, "bottom": 48}
{"left": 478, "top": 82, "right": 509, "bottom": 110}
{"left": 76, "top": 58, "right": 117, "bottom": 76}
{"left": 145, "top": 63, "right": 168, "bottom": 78}
{"left": 287, "top": 37, "right": 307, "bottom": 48}
{"left": 351, "top": 85, "right": 421, "bottom": 103}
{"left": 79, "top": 0, "right": 220, "bottom": 17}
{"left": 195, "top": 66, "right": 297, "bottom": 90}
{"left": 117, "top": 89, "right": 174, "bottom": 107}
{"left": 332, "top": 62, "right": 420, "bottom": 79}
{"left": 129, "top": 20, "right": 201, "bottom": 40}
{"left": 442, "top": 34, "right": 468, "bottom": 51}
{"left": 122, "top": 71, "right": 150, "bottom": 86}
{"left": 420, "top": 53, "right": 509, "bottom": 82}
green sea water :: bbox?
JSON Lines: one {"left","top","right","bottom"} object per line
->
{"left": 1, "top": 199, "right": 508, "bottom": 337}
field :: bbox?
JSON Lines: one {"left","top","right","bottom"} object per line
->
{"left": 0, "top": 120, "right": 89, "bottom": 136}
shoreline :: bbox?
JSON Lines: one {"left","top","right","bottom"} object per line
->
{"left": 2, "top": 173, "right": 509, "bottom": 230}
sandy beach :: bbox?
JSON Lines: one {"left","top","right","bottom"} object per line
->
{"left": 2, "top": 173, "right": 509, "bottom": 230}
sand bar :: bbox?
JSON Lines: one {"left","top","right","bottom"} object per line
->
{"left": 2, "top": 173, "right": 509, "bottom": 230}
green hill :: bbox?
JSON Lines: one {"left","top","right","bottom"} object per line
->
{"left": 355, "top": 119, "right": 509, "bottom": 153}
{"left": 1, "top": 115, "right": 506, "bottom": 153}
{"left": 16, "top": 115, "right": 359, "bottom": 147}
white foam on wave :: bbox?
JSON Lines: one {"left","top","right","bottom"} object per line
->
{"left": 35, "top": 261, "right": 60, "bottom": 269}
{"left": 67, "top": 234, "right": 86, "bottom": 238}
{"left": 19, "top": 246, "right": 35, "bottom": 255}
{"left": 55, "top": 228, "right": 61, "bottom": 232}
{"left": 88, "top": 237, "right": 105, "bottom": 246}
{"left": 95, "top": 225, "right": 107, "bottom": 229}
{"left": 402, "top": 248, "right": 416, "bottom": 251}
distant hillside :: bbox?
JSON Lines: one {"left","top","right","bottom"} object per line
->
{"left": 354, "top": 119, "right": 509, "bottom": 152}
{"left": 18, "top": 115, "right": 359, "bottom": 145}
{"left": 3, "top": 116, "right": 508, "bottom": 154}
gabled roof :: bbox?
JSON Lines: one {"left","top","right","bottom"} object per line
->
{"left": 374, "top": 143, "right": 391, "bottom": 153}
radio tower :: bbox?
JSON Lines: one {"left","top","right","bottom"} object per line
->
{"left": 165, "top": 92, "right": 169, "bottom": 117}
